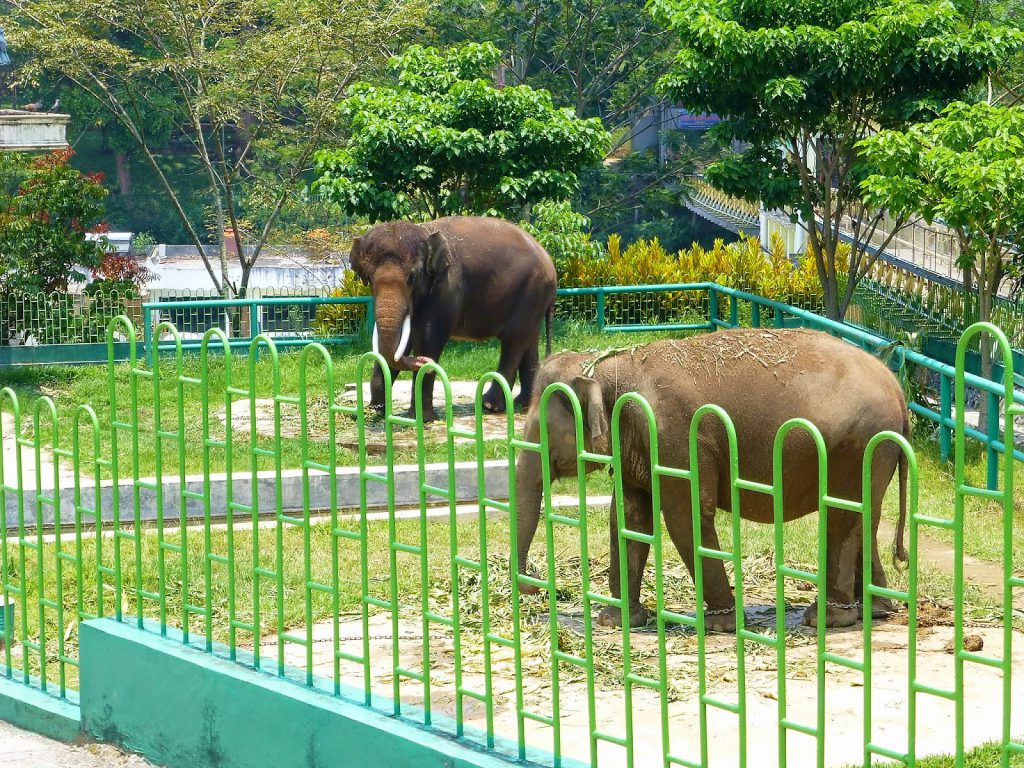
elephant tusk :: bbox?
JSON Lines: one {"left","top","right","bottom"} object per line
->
{"left": 372, "top": 322, "right": 380, "bottom": 356}
{"left": 395, "top": 313, "right": 412, "bottom": 363}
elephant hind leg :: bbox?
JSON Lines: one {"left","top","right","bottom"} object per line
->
{"left": 513, "top": 342, "right": 541, "bottom": 410}
{"left": 483, "top": 339, "right": 527, "bottom": 413}
{"left": 804, "top": 510, "right": 860, "bottom": 628}
{"left": 856, "top": 462, "right": 899, "bottom": 619}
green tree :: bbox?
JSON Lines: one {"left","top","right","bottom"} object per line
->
{"left": 4, "top": 0, "right": 422, "bottom": 297}
{"left": 651, "top": 0, "right": 1021, "bottom": 319}
{"left": 860, "top": 100, "right": 1024, "bottom": 399}
{"left": 314, "top": 42, "right": 609, "bottom": 222}
{"left": 426, "top": 0, "right": 695, "bottom": 246}
{"left": 0, "top": 149, "right": 108, "bottom": 294}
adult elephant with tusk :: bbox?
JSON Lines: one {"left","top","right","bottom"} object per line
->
{"left": 350, "top": 216, "right": 558, "bottom": 423}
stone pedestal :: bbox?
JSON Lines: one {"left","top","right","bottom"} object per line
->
{"left": 0, "top": 109, "right": 69, "bottom": 151}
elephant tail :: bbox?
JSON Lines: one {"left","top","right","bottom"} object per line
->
{"left": 544, "top": 303, "right": 553, "bottom": 357}
{"left": 893, "top": 415, "right": 910, "bottom": 566}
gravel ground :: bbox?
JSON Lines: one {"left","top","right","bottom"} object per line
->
{"left": 0, "top": 720, "right": 153, "bottom": 768}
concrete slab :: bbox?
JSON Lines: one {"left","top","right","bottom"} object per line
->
{"left": 0, "top": 720, "right": 151, "bottom": 768}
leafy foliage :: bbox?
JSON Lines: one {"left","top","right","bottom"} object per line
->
{"left": 520, "top": 200, "right": 603, "bottom": 273}
{"left": 651, "top": 0, "right": 1022, "bottom": 319}
{"left": 559, "top": 234, "right": 824, "bottom": 323}
{"left": 4, "top": 0, "right": 423, "bottom": 296}
{"left": 88, "top": 252, "right": 154, "bottom": 297}
{"left": 311, "top": 272, "right": 372, "bottom": 338}
{"left": 0, "top": 149, "right": 108, "bottom": 294}
{"left": 314, "top": 42, "right": 609, "bottom": 221}
{"left": 859, "top": 101, "right": 1024, "bottom": 388}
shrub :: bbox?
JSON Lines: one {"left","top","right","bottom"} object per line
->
{"left": 559, "top": 233, "right": 825, "bottom": 324}
{"left": 311, "top": 269, "right": 371, "bottom": 338}
{"left": 87, "top": 252, "right": 155, "bottom": 297}
{"left": 521, "top": 200, "right": 604, "bottom": 273}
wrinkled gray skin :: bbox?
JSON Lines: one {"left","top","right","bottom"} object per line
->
{"left": 351, "top": 217, "right": 557, "bottom": 422}
{"left": 514, "top": 329, "right": 909, "bottom": 631}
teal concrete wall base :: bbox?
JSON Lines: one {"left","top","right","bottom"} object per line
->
{"left": 79, "top": 619, "right": 515, "bottom": 768}
{"left": 0, "top": 671, "right": 81, "bottom": 743}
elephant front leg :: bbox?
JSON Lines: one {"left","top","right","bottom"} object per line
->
{"left": 370, "top": 362, "right": 399, "bottom": 415}
{"left": 598, "top": 487, "right": 653, "bottom": 629}
{"left": 410, "top": 325, "right": 448, "bottom": 423}
{"left": 663, "top": 475, "right": 737, "bottom": 633}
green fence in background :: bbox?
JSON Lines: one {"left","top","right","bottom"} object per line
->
{"left": 1, "top": 315, "right": 1021, "bottom": 767}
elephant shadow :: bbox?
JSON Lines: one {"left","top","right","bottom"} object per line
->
{"left": 543, "top": 603, "right": 884, "bottom": 640}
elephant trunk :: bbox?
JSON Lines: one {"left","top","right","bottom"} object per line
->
{"left": 513, "top": 449, "right": 544, "bottom": 594}
{"left": 372, "top": 283, "right": 426, "bottom": 372}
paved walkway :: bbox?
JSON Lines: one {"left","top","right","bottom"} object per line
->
{"left": 0, "top": 720, "right": 153, "bottom": 767}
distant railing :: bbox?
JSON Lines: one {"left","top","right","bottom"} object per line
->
{"left": 143, "top": 294, "right": 372, "bottom": 361}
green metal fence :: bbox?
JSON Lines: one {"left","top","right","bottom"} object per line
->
{"left": 1, "top": 311, "right": 1021, "bottom": 767}
{"left": 142, "top": 294, "right": 373, "bottom": 361}
{"left": 144, "top": 282, "right": 1023, "bottom": 472}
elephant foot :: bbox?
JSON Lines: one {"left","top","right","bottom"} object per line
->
{"left": 516, "top": 564, "right": 543, "bottom": 595}
{"left": 803, "top": 600, "right": 859, "bottom": 628}
{"left": 861, "top": 596, "right": 895, "bottom": 620}
{"left": 481, "top": 398, "right": 508, "bottom": 415}
{"left": 513, "top": 393, "right": 532, "bottom": 411}
{"left": 401, "top": 406, "right": 439, "bottom": 423}
{"left": 597, "top": 603, "right": 651, "bottom": 628}
{"left": 703, "top": 607, "right": 737, "bottom": 633}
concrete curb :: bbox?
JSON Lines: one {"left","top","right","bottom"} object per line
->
{"left": 4, "top": 461, "right": 511, "bottom": 530}
{"left": 0, "top": 672, "right": 81, "bottom": 743}
{"left": 80, "top": 619, "right": 527, "bottom": 768}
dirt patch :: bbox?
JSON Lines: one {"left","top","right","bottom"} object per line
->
{"left": 214, "top": 380, "right": 527, "bottom": 454}
{"left": 880, "top": 520, "right": 1024, "bottom": 613}
{"left": 646, "top": 330, "right": 803, "bottom": 383}
{"left": 261, "top": 603, "right": 1022, "bottom": 768}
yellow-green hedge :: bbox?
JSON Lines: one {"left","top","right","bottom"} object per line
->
{"left": 311, "top": 269, "right": 371, "bottom": 338}
{"left": 558, "top": 234, "right": 824, "bottom": 324}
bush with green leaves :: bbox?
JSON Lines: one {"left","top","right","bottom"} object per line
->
{"left": 520, "top": 200, "right": 603, "bottom": 273}
{"left": 314, "top": 42, "right": 609, "bottom": 222}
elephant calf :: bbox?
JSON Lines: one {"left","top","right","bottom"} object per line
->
{"left": 514, "top": 329, "right": 909, "bottom": 631}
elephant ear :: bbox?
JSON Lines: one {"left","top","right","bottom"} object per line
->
{"left": 572, "top": 376, "right": 607, "bottom": 439}
{"left": 423, "top": 230, "right": 452, "bottom": 278}
{"left": 349, "top": 236, "right": 369, "bottom": 282}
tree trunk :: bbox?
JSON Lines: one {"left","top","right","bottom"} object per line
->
{"left": 975, "top": 251, "right": 1001, "bottom": 433}
{"left": 114, "top": 152, "right": 132, "bottom": 206}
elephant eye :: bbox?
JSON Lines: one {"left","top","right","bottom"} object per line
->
{"left": 407, "top": 271, "right": 419, "bottom": 286}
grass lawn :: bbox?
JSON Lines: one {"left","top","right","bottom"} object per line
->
{"left": 3, "top": 323, "right": 694, "bottom": 477}
{"left": 845, "top": 742, "right": 1024, "bottom": 767}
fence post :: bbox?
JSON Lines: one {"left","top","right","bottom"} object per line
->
{"left": 773, "top": 305, "right": 784, "bottom": 328}
{"left": 986, "top": 391, "right": 999, "bottom": 491}
{"left": 708, "top": 289, "right": 719, "bottom": 331}
{"left": 143, "top": 307, "right": 153, "bottom": 367}
{"left": 939, "top": 375, "right": 951, "bottom": 462}
{"left": 728, "top": 295, "right": 738, "bottom": 328}
{"left": 596, "top": 289, "right": 606, "bottom": 332}
{"left": 751, "top": 303, "right": 761, "bottom": 328}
